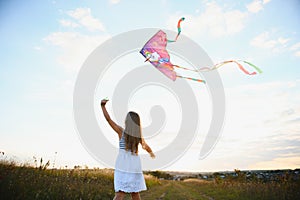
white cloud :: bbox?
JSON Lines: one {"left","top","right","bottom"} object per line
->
{"left": 247, "top": 0, "right": 263, "bottom": 13}
{"left": 250, "top": 32, "right": 290, "bottom": 52}
{"left": 247, "top": 0, "right": 271, "bottom": 13}
{"left": 290, "top": 42, "right": 300, "bottom": 57}
{"left": 263, "top": 0, "right": 271, "bottom": 4}
{"left": 295, "top": 51, "right": 300, "bottom": 57}
{"left": 167, "top": 1, "right": 274, "bottom": 39}
{"left": 33, "top": 46, "right": 42, "bottom": 51}
{"left": 109, "top": 0, "right": 121, "bottom": 4}
{"left": 44, "top": 31, "right": 110, "bottom": 71}
{"left": 290, "top": 42, "right": 300, "bottom": 51}
{"left": 217, "top": 80, "right": 300, "bottom": 169}
{"left": 223, "top": 10, "right": 247, "bottom": 35}
{"left": 67, "top": 8, "right": 105, "bottom": 32}
{"left": 167, "top": 2, "right": 247, "bottom": 38}
{"left": 166, "top": 79, "right": 300, "bottom": 171}
{"left": 278, "top": 37, "right": 289, "bottom": 45}
{"left": 43, "top": 8, "right": 110, "bottom": 71}
{"left": 250, "top": 31, "right": 300, "bottom": 57}
{"left": 59, "top": 19, "right": 80, "bottom": 28}
{"left": 250, "top": 32, "right": 276, "bottom": 48}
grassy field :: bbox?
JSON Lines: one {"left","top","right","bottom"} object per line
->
{"left": 1, "top": 161, "right": 299, "bottom": 200}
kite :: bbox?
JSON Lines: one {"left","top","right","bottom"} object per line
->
{"left": 140, "top": 17, "right": 262, "bottom": 83}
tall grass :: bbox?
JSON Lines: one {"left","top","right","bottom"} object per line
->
{"left": 0, "top": 160, "right": 160, "bottom": 200}
{"left": 195, "top": 169, "right": 300, "bottom": 200}
{"left": 0, "top": 160, "right": 114, "bottom": 199}
{"left": 181, "top": 179, "right": 300, "bottom": 200}
{"left": 1, "top": 160, "right": 299, "bottom": 200}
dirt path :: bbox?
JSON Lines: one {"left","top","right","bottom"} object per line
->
{"left": 140, "top": 180, "right": 215, "bottom": 200}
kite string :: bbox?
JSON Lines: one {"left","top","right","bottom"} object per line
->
{"left": 167, "top": 17, "right": 185, "bottom": 43}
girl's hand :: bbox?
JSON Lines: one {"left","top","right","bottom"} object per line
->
{"left": 101, "top": 98, "right": 109, "bottom": 106}
{"left": 149, "top": 152, "right": 155, "bottom": 159}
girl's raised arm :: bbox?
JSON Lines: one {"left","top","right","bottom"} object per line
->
{"left": 101, "top": 99, "right": 123, "bottom": 139}
{"left": 141, "top": 138, "right": 155, "bottom": 158}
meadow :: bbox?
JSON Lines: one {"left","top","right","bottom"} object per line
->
{"left": 1, "top": 160, "right": 299, "bottom": 200}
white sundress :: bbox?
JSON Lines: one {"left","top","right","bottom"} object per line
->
{"left": 114, "top": 132, "right": 147, "bottom": 193}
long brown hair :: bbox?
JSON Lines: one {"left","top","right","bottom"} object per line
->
{"left": 124, "top": 111, "right": 142, "bottom": 154}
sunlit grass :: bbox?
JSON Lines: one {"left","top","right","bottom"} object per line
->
{"left": 1, "top": 160, "right": 299, "bottom": 199}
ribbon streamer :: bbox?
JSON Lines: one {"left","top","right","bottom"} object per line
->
{"left": 167, "top": 17, "right": 185, "bottom": 43}
{"left": 173, "top": 60, "right": 262, "bottom": 76}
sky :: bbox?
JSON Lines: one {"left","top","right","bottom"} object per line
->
{"left": 1, "top": 0, "right": 300, "bottom": 172}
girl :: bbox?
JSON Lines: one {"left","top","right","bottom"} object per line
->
{"left": 101, "top": 99, "right": 155, "bottom": 200}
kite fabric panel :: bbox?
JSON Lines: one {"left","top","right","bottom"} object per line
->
{"left": 140, "top": 17, "right": 262, "bottom": 84}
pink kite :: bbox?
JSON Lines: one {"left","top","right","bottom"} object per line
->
{"left": 140, "top": 17, "right": 262, "bottom": 83}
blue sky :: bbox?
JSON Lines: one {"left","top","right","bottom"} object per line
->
{"left": 1, "top": 0, "right": 300, "bottom": 171}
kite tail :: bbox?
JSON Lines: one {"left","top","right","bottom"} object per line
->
{"left": 239, "top": 60, "right": 263, "bottom": 74}
{"left": 216, "top": 60, "right": 263, "bottom": 75}
{"left": 173, "top": 60, "right": 262, "bottom": 75}
{"left": 176, "top": 75, "right": 206, "bottom": 83}
{"left": 167, "top": 17, "right": 185, "bottom": 43}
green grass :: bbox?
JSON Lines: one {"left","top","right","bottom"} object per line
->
{"left": 1, "top": 162, "right": 299, "bottom": 200}
{"left": 140, "top": 178, "right": 300, "bottom": 200}
{"left": 0, "top": 161, "right": 115, "bottom": 199}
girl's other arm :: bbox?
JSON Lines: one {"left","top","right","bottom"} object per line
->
{"left": 101, "top": 99, "right": 123, "bottom": 139}
{"left": 141, "top": 138, "right": 155, "bottom": 158}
